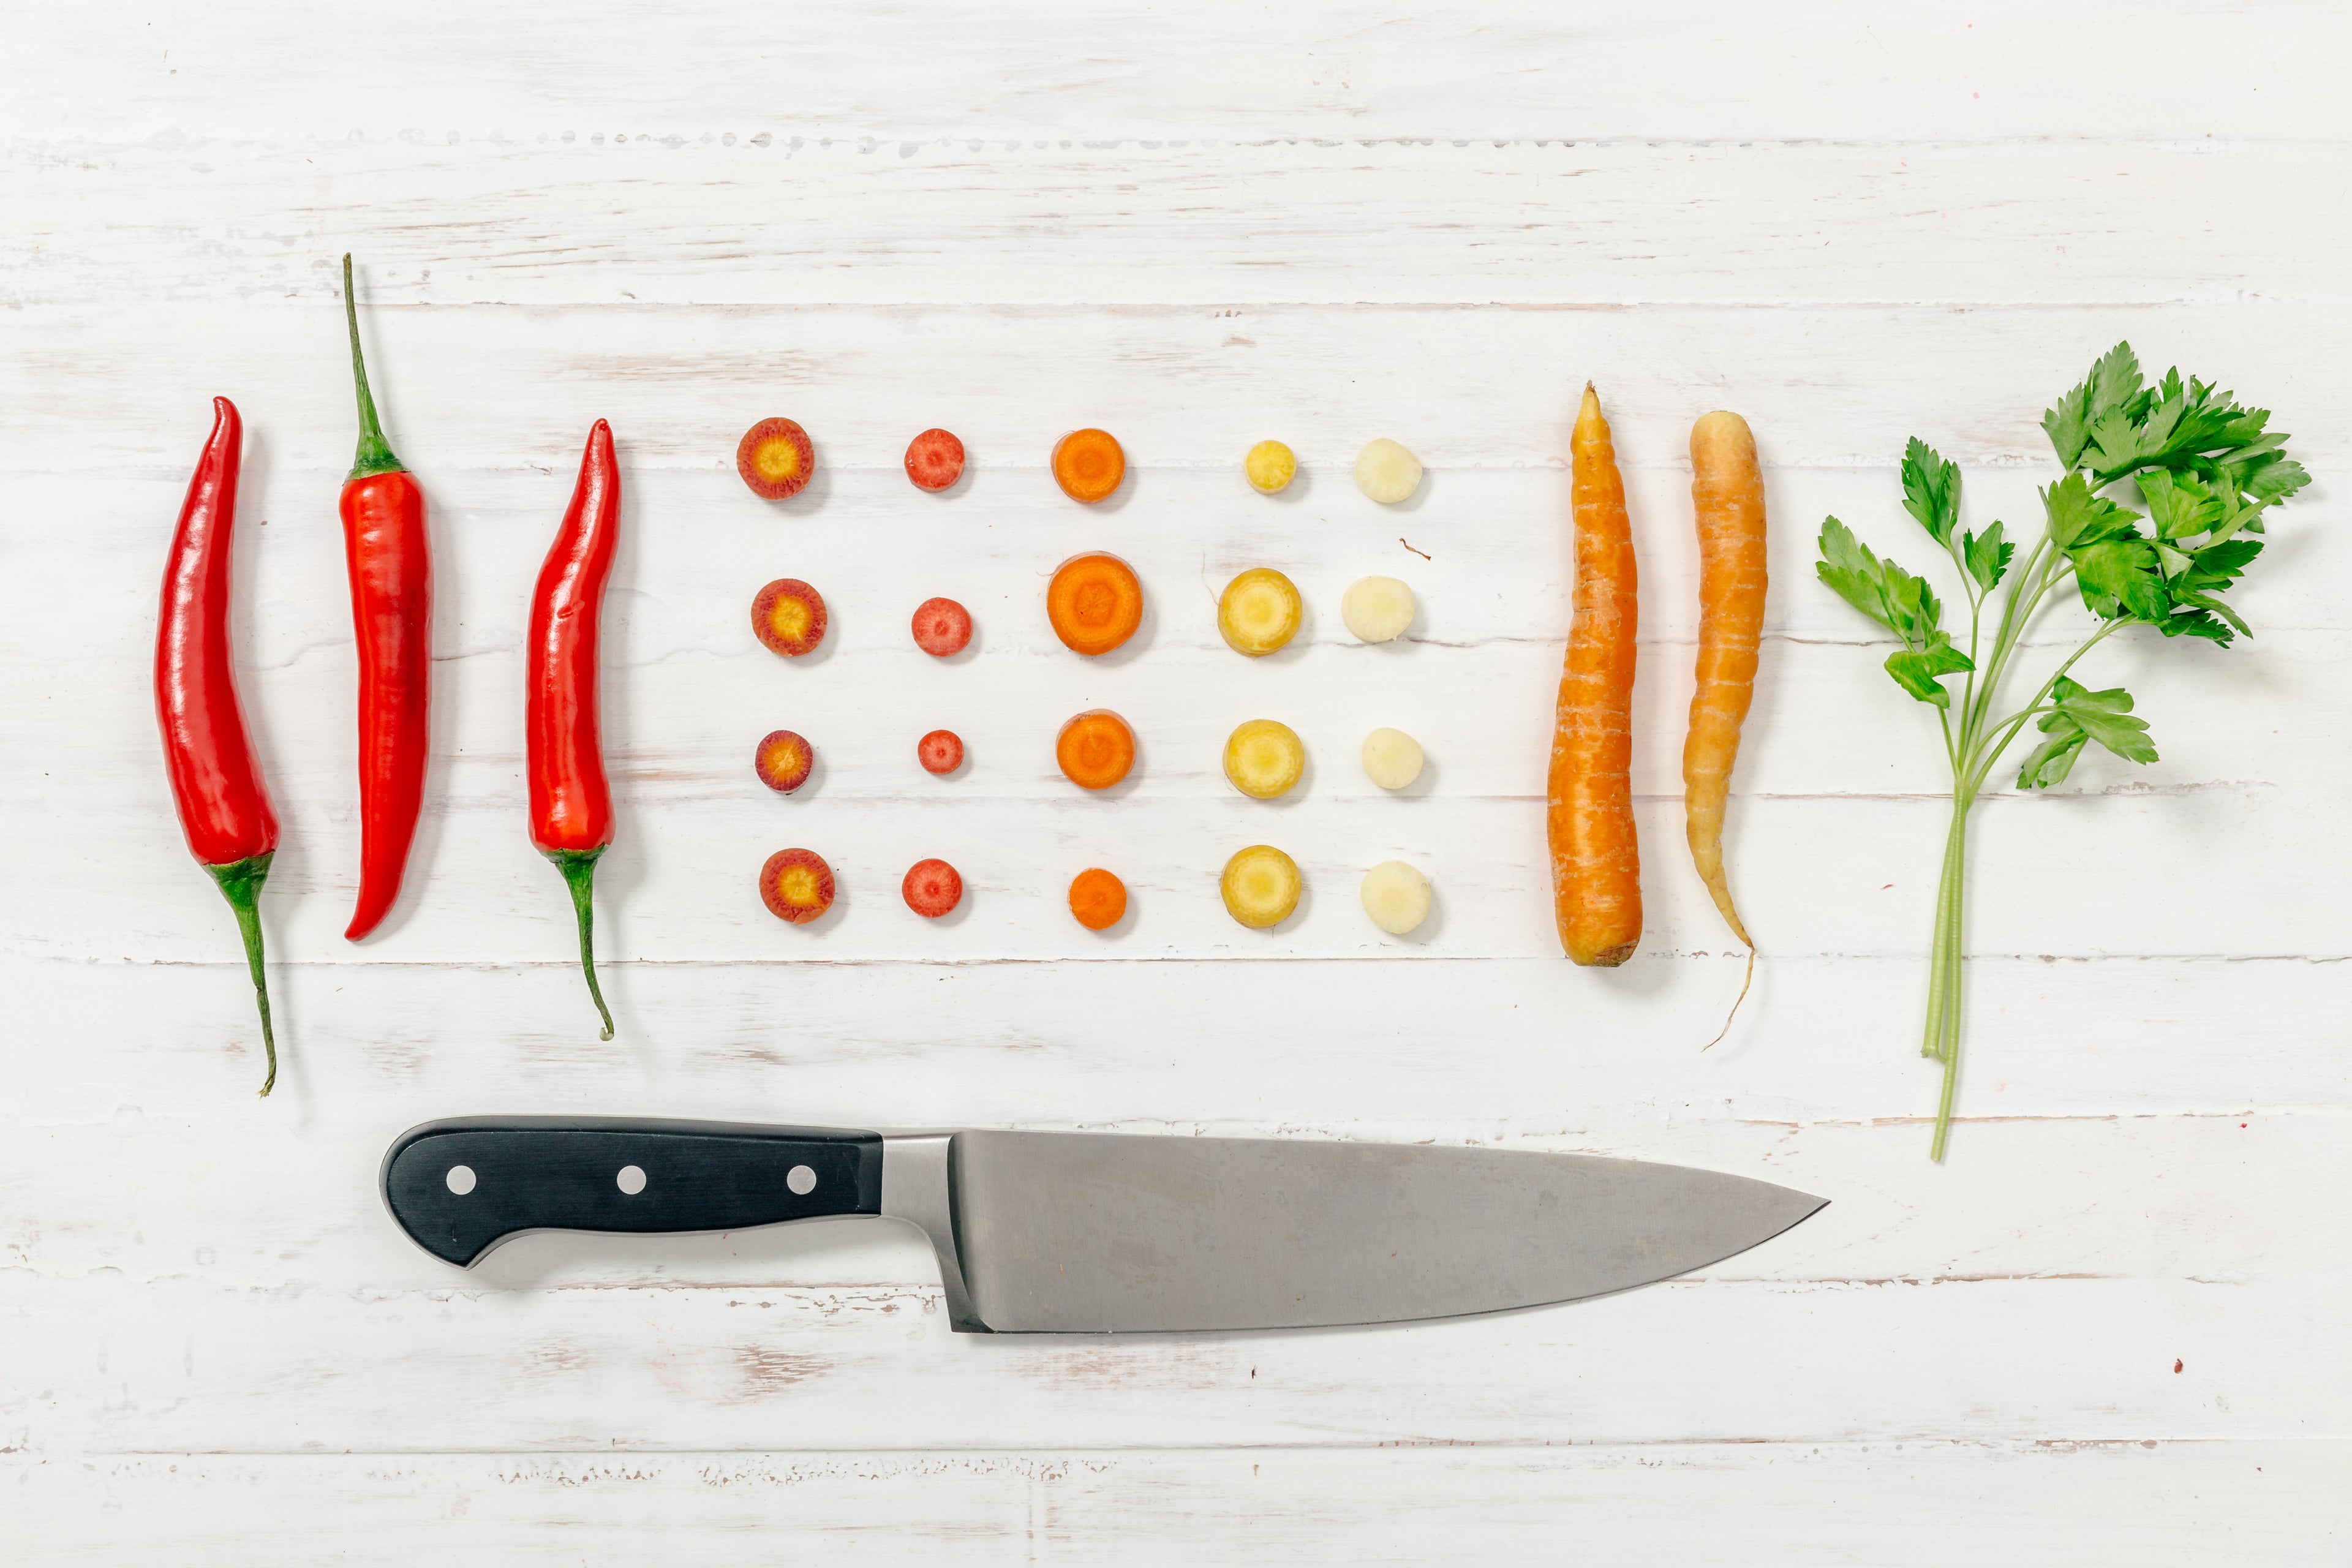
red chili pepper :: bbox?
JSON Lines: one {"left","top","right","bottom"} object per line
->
{"left": 338, "top": 254, "right": 432, "bottom": 941}
{"left": 155, "top": 397, "right": 282, "bottom": 1095}
{"left": 527, "top": 420, "right": 620, "bottom": 1038}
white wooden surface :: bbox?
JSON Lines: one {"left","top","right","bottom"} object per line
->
{"left": 6, "top": 2, "right": 2348, "bottom": 1559}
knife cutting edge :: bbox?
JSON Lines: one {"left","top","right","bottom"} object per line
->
{"left": 379, "top": 1118, "right": 1826, "bottom": 1334}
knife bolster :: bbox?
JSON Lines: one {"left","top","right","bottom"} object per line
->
{"left": 879, "top": 1133, "right": 990, "bottom": 1333}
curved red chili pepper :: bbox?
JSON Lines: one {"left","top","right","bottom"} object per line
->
{"left": 155, "top": 396, "right": 282, "bottom": 1095}
{"left": 527, "top": 420, "right": 620, "bottom": 1038}
{"left": 338, "top": 254, "right": 432, "bottom": 941}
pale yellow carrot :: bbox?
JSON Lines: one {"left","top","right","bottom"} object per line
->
{"left": 1686, "top": 410, "right": 1766, "bottom": 1038}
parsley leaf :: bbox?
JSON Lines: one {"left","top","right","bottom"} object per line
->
{"left": 1962, "top": 522, "right": 2011, "bottom": 595}
{"left": 1815, "top": 517, "right": 1899, "bottom": 632}
{"left": 1902, "top": 437, "right": 1961, "bottom": 545}
{"left": 2045, "top": 473, "right": 2142, "bottom": 550}
{"left": 2042, "top": 342, "right": 2144, "bottom": 469}
{"left": 1885, "top": 631, "right": 1973, "bottom": 709}
{"left": 2015, "top": 725, "right": 2089, "bottom": 790}
{"left": 2071, "top": 537, "right": 2168, "bottom": 623}
{"left": 2046, "top": 677, "right": 2158, "bottom": 764}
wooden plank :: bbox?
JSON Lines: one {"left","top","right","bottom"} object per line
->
{"left": 9, "top": 137, "right": 2345, "bottom": 308}
{"left": 7, "top": 945, "right": 2345, "bottom": 1120}
{"left": 3, "top": 301, "right": 2342, "bottom": 472}
{"left": 15, "top": 787, "right": 2346, "bottom": 964}
{"left": 7, "top": 1442, "right": 2345, "bottom": 1566}
{"left": 13, "top": 1, "right": 2351, "bottom": 142}
{"left": 5, "top": 1271, "right": 2340, "bottom": 1452}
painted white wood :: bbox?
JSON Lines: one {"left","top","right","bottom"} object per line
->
{"left": 9, "top": 1444, "right": 2344, "bottom": 1566}
{"left": 10, "top": 138, "right": 2346, "bottom": 309}
{"left": 4, "top": 1, "right": 2347, "bottom": 1558}
{"left": 7, "top": 300, "right": 2346, "bottom": 472}
{"left": 7, "top": 1270, "right": 2339, "bottom": 1450}
{"left": 13, "top": 1, "right": 2352, "bottom": 141}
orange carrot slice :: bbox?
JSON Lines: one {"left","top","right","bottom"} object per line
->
{"left": 1068, "top": 867, "right": 1128, "bottom": 930}
{"left": 1046, "top": 552, "right": 1143, "bottom": 655}
{"left": 1052, "top": 428, "right": 1125, "bottom": 503}
{"left": 1056, "top": 709, "right": 1136, "bottom": 790}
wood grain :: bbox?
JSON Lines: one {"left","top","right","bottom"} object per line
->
{"left": 4, "top": 2, "right": 2346, "bottom": 1557}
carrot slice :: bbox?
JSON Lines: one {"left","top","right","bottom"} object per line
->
{"left": 759, "top": 848, "right": 835, "bottom": 924}
{"left": 1547, "top": 385, "right": 1642, "bottom": 967}
{"left": 902, "top": 858, "right": 963, "bottom": 918}
{"left": 1686, "top": 410, "right": 1766, "bottom": 1039}
{"left": 904, "top": 428, "right": 965, "bottom": 492}
{"left": 911, "top": 596, "right": 972, "bottom": 657}
{"left": 1068, "top": 867, "right": 1128, "bottom": 930}
{"left": 1216, "top": 568, "right": 1302, "bottom": 657}
{"left": 1223, "top": 718, "right": 1305, "bottom": 799}
{"left": 754, "top": 729, "right": 814, "bottom": 793}
{"left": 737, "top": 418, "right": 815, "bottom": 500}
{"left": 752, "top": 578, "right": 827, "bottom": 658}
{"left": 1046, "top": 552, "right": 1144, "bottom": 656}
{"left": 1056, "top": 709, "right": 1136, "bottom": 790}
{"left": 1220, "top": 844, "right": 1301, "bottom": 929}
{"left": 917, "top": 728, "right": 964, "bottom": 775}
{"left": 1052, "top": 428, "right": 1125, "bottom": 503}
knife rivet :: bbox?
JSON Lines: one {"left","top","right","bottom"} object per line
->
{"left": 787, "top": 1164, "right": 817, "bottom": 1195}
{"left": 444, "top": 1164, "right": 476, "bottom": 1196}
{"left": 616, "top": 1164, "right": 648, "bottom": 1196}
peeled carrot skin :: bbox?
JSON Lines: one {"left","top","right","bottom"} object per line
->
{"left": 1547, "top": 386, "right": 1642, "bottom": 967}
{"left": 1684, "top": 411, "right": 1765, "bottom": 948}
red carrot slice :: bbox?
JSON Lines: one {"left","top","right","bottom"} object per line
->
{"left": 905, "top": 428, "right": 966, "bottom": 492}
{"left": 911, "top": 597, "right": 973, "bottom": 656}
{"left": 902, "top": 858, "right": 963, "bottom": 918}
{"left": 917, "top": 729, "right": 965, "bottom": 775}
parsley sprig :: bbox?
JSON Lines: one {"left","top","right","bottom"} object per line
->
{"left": 1815, "top": 344, "right": 2307, "bottom": 1161}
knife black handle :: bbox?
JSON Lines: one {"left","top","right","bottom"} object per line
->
{"left": 380, "top": 1117, "right": 884, "bottom": 1267}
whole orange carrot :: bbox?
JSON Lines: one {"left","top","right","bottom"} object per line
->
{"left": 1686, "top": 411, "right": 1766, "bottom": 1018}
{"left": 1548, "top": 385, "right": 1641, "bottom": 966}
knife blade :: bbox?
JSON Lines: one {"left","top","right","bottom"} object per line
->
{"left": 380, "top": 1118, "right": 1826, "bottom": 1333}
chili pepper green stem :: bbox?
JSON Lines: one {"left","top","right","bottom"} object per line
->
{"left": 205, "top": 853, "right": 277, "bottom": 1096}
{"left": 342, "top": 254, "right": 405, "bottom": 481}
{"left": 549, "top": 848, "right": 614, "bottom": 1040}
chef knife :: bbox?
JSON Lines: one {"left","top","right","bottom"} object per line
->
{"left": 380, "top": 1117, "right": 1825, "bottom": 1334}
